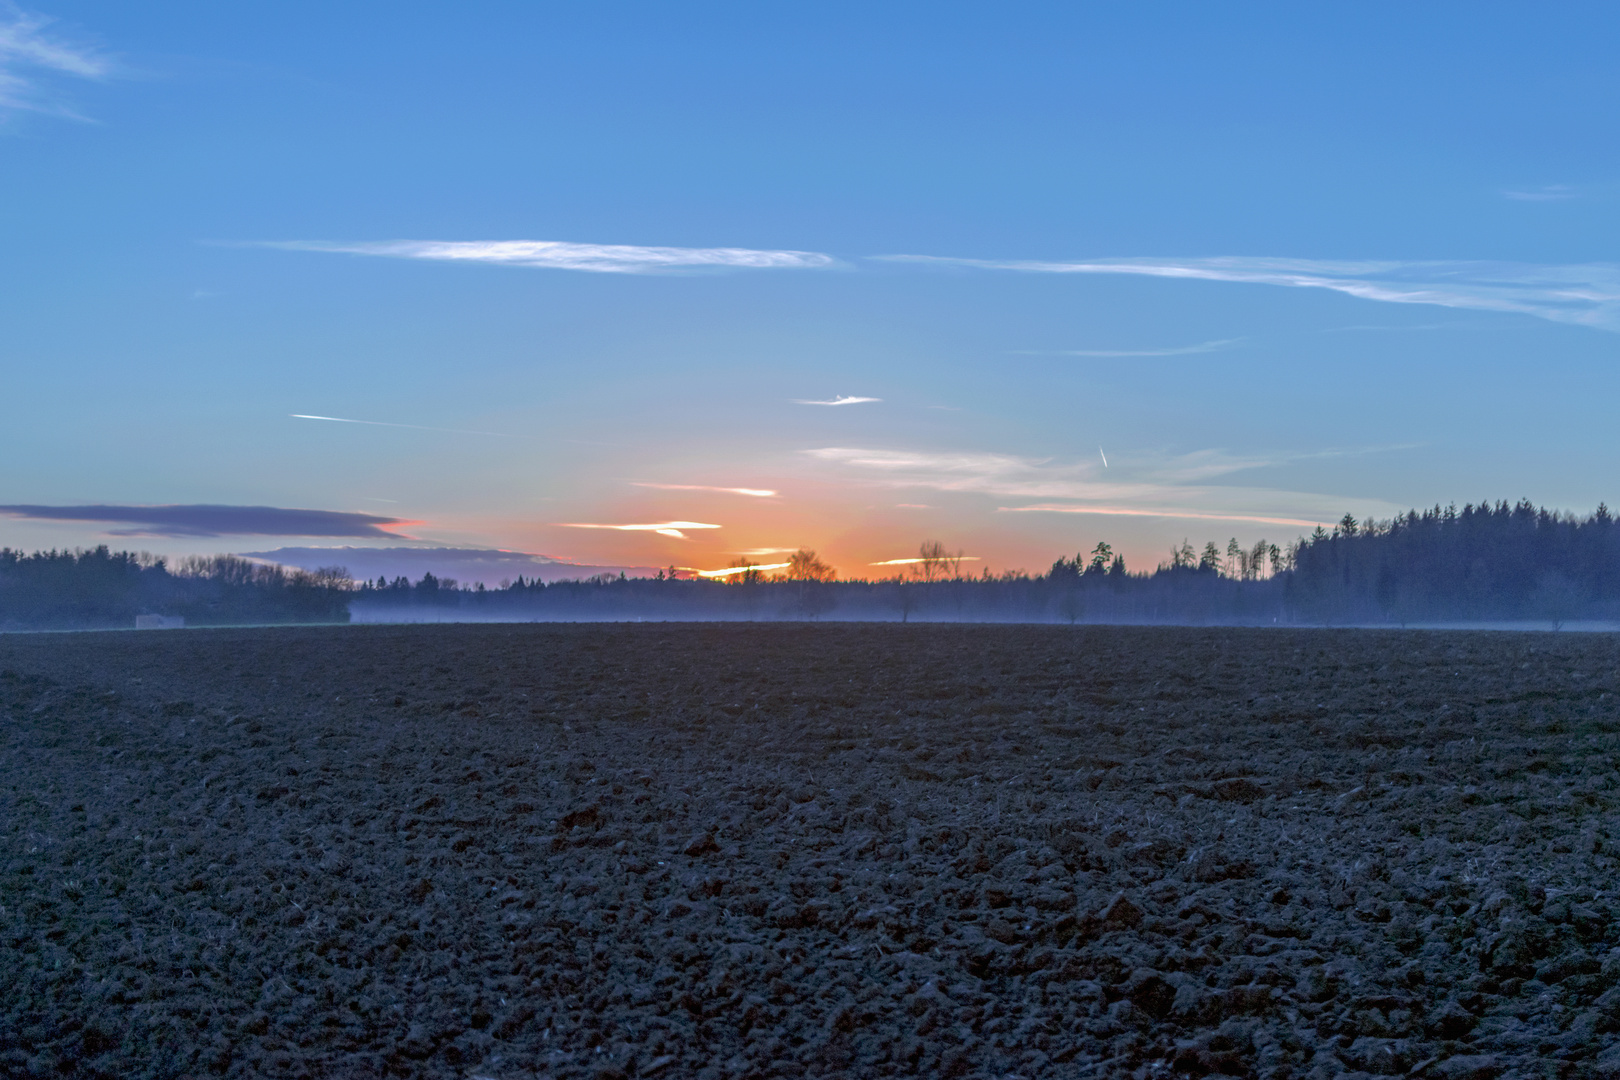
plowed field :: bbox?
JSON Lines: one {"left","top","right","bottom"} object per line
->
{"left": 3, "top": 625, "right": 1619, "bottom": 1079}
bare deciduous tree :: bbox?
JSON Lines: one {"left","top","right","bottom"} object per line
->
{"left": 892, "top": 581, "right": 918, "bottom": 622}
{"left": 303, "top": 566, "right": 353, "bottom": 591}
{"left": 912, "top": 540, "right": 953, "bottom": 584}
{"left": 782, "top": 548, "right": 837, "bottom": 582}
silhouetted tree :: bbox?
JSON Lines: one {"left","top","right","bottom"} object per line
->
{"left": 783, "top": 548, "right": 837, "bottom": 582}
{"left": 779, "top": 549, "right": 837, "bottom": 619}
{"left": 1056, "top": 587, "right": 1083, "bottom": 624}
{"left": 891, "top": 580, "right": 918, "bottom": 622}
{"left": 912, "top": 541, "right": 954, "bottom": 584}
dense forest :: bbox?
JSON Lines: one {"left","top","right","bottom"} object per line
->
{"left": 0, "top": 548, "right": 352, "bottom": 631}
{"left": 342, "top": 562, "right": 1286, "bottom": 625}
{"left": 4, "top": 500, "right": 1618, "bottom": 630}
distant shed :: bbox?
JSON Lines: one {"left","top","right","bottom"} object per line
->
{"left": 134, "top": 615, "right": 185, "bottom": 630}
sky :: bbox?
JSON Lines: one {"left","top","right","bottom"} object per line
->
{"left": 4, "top": 2, "right": 1620, "bottom": 581}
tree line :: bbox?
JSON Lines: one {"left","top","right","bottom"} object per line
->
{"left": 349, "top": 502, "right": 1620, "bottom": 625}
{"left": 4, "top": 500, "right": 1618, "bottom": 629}
{"left": 0, "top": 548, "right": 352, "bottom": 630}
{"left": 1287, "top": 501, "right": 1620, "bottom": 625}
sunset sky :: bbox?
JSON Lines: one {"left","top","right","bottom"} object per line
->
{"left": 5, "top": 3, "right": 1620, "bottom": 580}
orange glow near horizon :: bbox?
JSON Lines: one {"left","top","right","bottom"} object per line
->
{"left": 469, "top": 478, "right": 1351, "bottom": 582}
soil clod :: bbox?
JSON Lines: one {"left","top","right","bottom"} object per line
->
{"left": 1, "top": 623, "right": 1617, "bottom": 1078}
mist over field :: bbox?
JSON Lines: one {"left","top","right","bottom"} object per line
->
{"left": 6, "top": 499, "right": 1618, "bottom": 632}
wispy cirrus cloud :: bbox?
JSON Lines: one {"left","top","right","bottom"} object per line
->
{"left": 631, "top": 482, "right": 777, "bottom": 498}
{"left": 557, "top": 521, "right": 721, "bottom": 540}
{"left": 292, "top": 413, "right": 516, "bottom": 438}
{"left": 794, "top": 395, "right": 881, "bottom": 406}
{"left": 0, "top": 7, "right": 108, "bottom": 118}
{"left": 876, "top": 254, "right": 1620, "bottom": 331}
{"left": 696, "top": 562, "right": 792, "bottom": 579}
{"left": 998, "top": 504, "right": 1325, "bottom": 529}
{"left": 803, "top": 445, "right": 1404, "bottom": 532}
{"left": 806, "top": 445, "right": 1260, "bottom": 497}
{"left": 257, "top": 239, "right": 836, "bottom": 274}
{"left": 254, "top": 236, "right": 1620, "bottom": 330}
{"left": 0, "top": 503, "right": 414, "bottom": 538}
{"left": 1014, "top": 338, "right": 1243, "bottom": 358}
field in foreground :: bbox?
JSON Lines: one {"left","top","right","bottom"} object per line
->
{"left": 2, "top": 625, "right": 1619, "bottom": 1080}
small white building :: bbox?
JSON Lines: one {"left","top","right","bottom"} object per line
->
{"left": 135, "top": 615, "right": 185, "bottom": 630}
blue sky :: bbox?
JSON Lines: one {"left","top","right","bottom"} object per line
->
{"left": 4, "top": 2, "right": 1620, "bottom": 578}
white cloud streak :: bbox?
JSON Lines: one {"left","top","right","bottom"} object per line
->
{"left": 1014, "top": 338, "right": 1243, "bottom": 358}
{"left": 696, "top": 562, "right": 792, "bottom": 579}
{"left": 558, "top": 521, "right": 721, "bottom": 540}
{"left": 807, "top": 445, "right": 1275, "bottom": 490}
{"left": 259, "top": 238, "right": 1620, "bottom": 330}
{"left": 260, "top": 239, "right": 836, "bottom": 274}
{"left": 877, "top": 254, "right": 1620, "bottom": 331}
{"left": 0, "top": 8, "right": 107, "bottom": 117}
{"left": 631, "top": 482, "right": 777, "bottom": 498}
{"left": 870, "top": 556, "right": 981, "bottom": 566}
{"left": 794, "top": 395, "right": 881, "bottom": 406}
{"left": 258, "top": 234, "right": 1620, "bottom": 331}
{"left": 999, "top": 504, "right": 1326, "bottom": 529}
{"left": 291, "top": 413, "right": 516, "bottom": 438}
{"left": 804, "top": 445, "right": 1405, "bottom": 533}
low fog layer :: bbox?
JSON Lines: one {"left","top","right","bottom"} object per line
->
{"left": 5, "top": 500, "right": 1619, "bottom": 631}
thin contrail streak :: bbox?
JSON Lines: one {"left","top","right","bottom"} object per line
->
{"left": 290, "top": 414, "right": 517, "bottom": 438}
{"left": 1099, "top": 446, "right": 1108, "bottom": 468}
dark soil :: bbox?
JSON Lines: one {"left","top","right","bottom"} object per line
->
{"left": 3, "top": 624, "right": 1619, "bottom": 1080}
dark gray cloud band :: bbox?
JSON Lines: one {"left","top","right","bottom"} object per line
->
{"left": 0, "top": 504, "right": 412, "bottom": 538}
